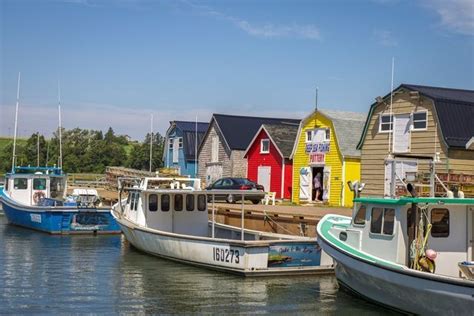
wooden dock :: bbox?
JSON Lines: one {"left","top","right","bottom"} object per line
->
{"left": 210, "top": 203, "right": 351, "bottom": 238}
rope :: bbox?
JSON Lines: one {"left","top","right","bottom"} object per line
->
{"left": 263, "top": 210, "right": 302, "bottom": 236}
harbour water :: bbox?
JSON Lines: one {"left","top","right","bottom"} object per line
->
{"left": 0, "top": 214, "right": 396, "bottom": 314}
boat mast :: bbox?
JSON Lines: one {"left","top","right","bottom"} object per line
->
{"left": 195, "top": 115, "right": 198, "bottom": 177}
{"left": 37, "top": 132, "right": 40, "bottom": 167}
{"left": 58, "top": 80, "right": 63, "bottom": 169}
{"left": 149, "top": 114, "right": 153, "bottom": 172}
{"left": 11, "top": 72, "right": 21, "bottom": 172}
{"left": 388, "top": 57, "right": 394, "bottom": 157}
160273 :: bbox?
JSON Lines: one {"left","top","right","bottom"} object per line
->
{"left": 212, "top": 247, "right": 240, "bottom": 264}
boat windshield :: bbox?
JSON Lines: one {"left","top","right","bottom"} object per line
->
{"left": 50, "top": 177, "right": 66, "bottom": 199}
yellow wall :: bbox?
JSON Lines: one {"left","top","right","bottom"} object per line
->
{"left": 343, "top": 158, "right": 361, "bottom": 207}
{"left": 291, "top": 112, "right": 361, "bottom": 207}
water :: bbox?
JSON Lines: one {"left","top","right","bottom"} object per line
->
{"left": 0, "top": 215, "right": 397, "bottom": 314}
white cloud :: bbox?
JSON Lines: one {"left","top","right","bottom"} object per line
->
{"left": 422, "top": 0, "right": 474, "bottom": 35}
{"left": 373, "top": 29, "right": 398, "bottom": 47}
{"left": 185, "top": 1, "right": 321, "bottom": 40}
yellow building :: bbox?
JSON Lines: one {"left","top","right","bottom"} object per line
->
{"left": 291, "top": 109, "right": 365, "bottom": 207}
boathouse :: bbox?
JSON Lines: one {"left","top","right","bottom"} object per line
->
{"left": 243, "top": 122, "right": 300, "bottom": 199}
{"left": 163, "top": 120, "right": 209, "bottom": 178}
{"left": 197, "top": 114, "right": 300, "bottom": 187}
{"left": 357, "top": 84, "right": 474, "bottom": 197}
{"left": 291, "top": 109, "right": 365, "bottom": 207}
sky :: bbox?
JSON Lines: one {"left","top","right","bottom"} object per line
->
{"left": 1, "top": 0, "right": 473, "bottom": 140}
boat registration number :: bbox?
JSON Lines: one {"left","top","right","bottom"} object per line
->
{"left": 30, "top": 214, "right": 42, "bottom": 223}
{"left": 212, "top": 247, "right": 240, "bottom": 264}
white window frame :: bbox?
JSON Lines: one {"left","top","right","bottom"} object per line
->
{"left": 411, "top": 111, "right": 428, "bottom": 131}
{"left": 379, "top": 113, "right": 393, "bottom": 133}
{"left": 305, "top": 130, "right": 313, "bottom": 143}
{"left": 369, "top": 207, "right": 396, "bottom": 236}
{"left": 178, "top": 137, "right": 183, "bottom": 148}
{"left": 211, "top": 136, "right": 219, "bottom": 163}
{"left": 260, "top": 139, "right": 270, "bottom": 154}
{"left": 325, "top": 128, "right": 330, "bottom": 142}
{"left": 169, "top": 138, "right": 174, "bottom": 149}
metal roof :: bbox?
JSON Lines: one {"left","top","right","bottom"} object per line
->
{"left": 213, "top": 114, "right": 300, "bottom": 151}
{"left": 168, "top": 121, "right": 209, "bottom": 161}
{"left": 261, "top": 123, "right": 300, "bottom": 158}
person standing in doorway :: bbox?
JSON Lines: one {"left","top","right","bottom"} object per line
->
{"left": 313, "top": 172, "right": 322, "bottom": 202}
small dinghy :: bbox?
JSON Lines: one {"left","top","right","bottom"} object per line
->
{"left": 112, "top": 176, "right": 333, "bottom": 276}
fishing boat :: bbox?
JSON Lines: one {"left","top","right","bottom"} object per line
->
{"left": 111, "top": 176, "right": 333, "bottom": 276}
{"left": 0, "top": 166, "right": 120, "bottom": 234}
{"left": 317, "top": 183, "right": 474, "bottom": 314}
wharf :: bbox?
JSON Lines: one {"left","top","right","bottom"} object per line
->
{"left": 210, "top": 203, "right": 351, "bottom": 238}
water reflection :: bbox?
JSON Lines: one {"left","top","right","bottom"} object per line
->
{"left": 0, "top": 216, "right": 396, "bottom": 314}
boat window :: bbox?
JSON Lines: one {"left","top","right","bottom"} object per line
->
{"left": 383, "top": 208, "right": 395, "bottom": 235}
{"left": 33, "top": 178, "right": 47, "bottom": 190}
{"left": 161, "top": 194, "right": 170, "bottom": 212}
{"left": 431, "top": 208, "right": 449, "bottom": 238}
{"left": 5, "top": 179, "right": 9, "bottom": 191}
{"left": 130, "top": 192, "right": 139, "bottom": 211}
{"left": 149, "top": 194, "right": 158, "bottom": 212}
{"left": 50, "top": 177, "right": 64, "bottom": 198}
{"left": 354, "top": 205, "right": 367, "bottom": 225}
{"left": 197, "top": 194, "right": 206, "bottom": 211}
{"left": 186, "top": 195, "right": 194, "bottom": 211}
{"left": 126, "top": 193, "right": 131, "bottom": 204}
{"left": 14, "top": 178, "right": 28, "bottom": 190}
{"left": 174, "top": 194, "right": 183, "bottom": 211}
{"left": 370, "top": 208, "right": 383, "bottom": 234}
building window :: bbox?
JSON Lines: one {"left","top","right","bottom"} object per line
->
{"left": 169, "top": 138, "right": 173, "bottom": 149}
{"left": 379, "top": 114, "right": 393, "bottom": 132}
{"left": 178, "top": 137, "right": 183, "bottom": 148}
{"left": 14, "top": 178, "right": 28, "bottom": 190}
{"left": 370, "top": 207, "right": 395, "bottom": 235}
{"left": 161, "top": 194, "right": 170, "bottom": 212}
{"left": 431, "top": 208, "right": 449, "bottom": 238}
{"left": 197, "top": 194, "right": 207, "bottom": 211}
{"left": 306, "top": 130, "right": 313, "bottom": 143}
{"left": 186, "top": 195, "right": 194, "bottom": 211}
{"left": 353, "top": 205, "right": 366, "bottom": 226}
{"left": 325, "top": 128, "right": 330, "bottom": 141}
{"left": 211, "top": 136, "right": 219, "bottom": 162}
{"left": 174, "top": 194, "right": 183, "bottom": 211}
{"left": 261, "top": 139, "right": 270, "bottom": 153}
{"left": 149, "top": 194, "right": 158, "bottom": 212}
{"left": 412, "top": 111, "right": 427, "bottom": 130}
{"left": 33, "top": 178, "right": 46, "bottom": 190}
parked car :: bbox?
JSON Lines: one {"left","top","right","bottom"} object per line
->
{"left": 205, "top": 178, "right": 265, "bottom": 204}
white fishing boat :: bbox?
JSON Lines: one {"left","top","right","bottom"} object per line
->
{"left": 112, "top": 176, "right": 333, "bottom": 276}
{"left": 317, "top": 183, "right": 474, "bottom": 314}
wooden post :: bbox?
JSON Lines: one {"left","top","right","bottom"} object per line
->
{"left": 241, "top": 194, "right": 245, "bottom": 241}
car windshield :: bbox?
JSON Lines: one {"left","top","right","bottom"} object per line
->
{"left": 234, "top": 178, "right": 253, "bottom": 185}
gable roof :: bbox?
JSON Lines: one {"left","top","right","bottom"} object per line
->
{"left": 243, "top": 122, "right": 300, "bottom": 159}
{"left": 290, "top": 108, "right": 365, "bottom": 159}
{"left": 167, "top": 120, "right": 209, "bottom": 161}
{"left": 357, "top": 84, "right": 474, "bottom": 149}
{"left": 212, "top": 114, "right": 301, "bottom": 151}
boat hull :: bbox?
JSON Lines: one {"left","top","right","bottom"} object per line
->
{"left": 319, "top": 236, "right": 474, "bottom": 315}
{"left": 115, "top": 214, "right": 332, "bottom": 276}
{"left": 0, "top": 191, "right": 120, "bottom": 234}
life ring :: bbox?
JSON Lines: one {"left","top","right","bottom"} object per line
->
{"left": 33, "top": 191, "right": 46, "bottom": 204}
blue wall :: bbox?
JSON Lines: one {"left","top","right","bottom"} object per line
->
{"left": 164, "top": 127, "right": 198, "bottom": 178}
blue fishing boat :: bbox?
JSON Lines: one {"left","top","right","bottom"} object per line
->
{"left": 0, "top": 166, "right": 120, "bottom": 234}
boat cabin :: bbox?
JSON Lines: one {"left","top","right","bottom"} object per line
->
{"left": 4, "top": 167, "right": 66, "bottom": 206}
{"left": 341, "top": 197, "right": 474, "bottom": 278}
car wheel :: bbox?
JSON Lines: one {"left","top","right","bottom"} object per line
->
{"left": 226, "top": 194, "right": 234, "bottom": 204}
{"left": 251, "top": 200, "right": 260, "bottom": 205}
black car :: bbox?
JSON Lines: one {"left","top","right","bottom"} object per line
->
{"left": 205, "top": 178, "right": 265, "bottom": 204}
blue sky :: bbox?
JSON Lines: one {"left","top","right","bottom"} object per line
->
{"left": 1, "top": 0, "right": 473, "bottom": 139}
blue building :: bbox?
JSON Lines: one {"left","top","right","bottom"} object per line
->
{"left": 163, "top": 120, "right": 209, "bottom": 178}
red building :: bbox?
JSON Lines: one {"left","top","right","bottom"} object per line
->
{"left": 244, "top": 123, "right": 300, "bottom": 199}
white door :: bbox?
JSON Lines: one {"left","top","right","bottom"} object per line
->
{"left": 299, "top": 167, "right": 312, "bottom": 200}
{"left": 257, "top": 166, "right": 271, "bottom": 192}
{"left": 322, "top": 166, "right": 331, "bottom": 202}
{"left": 392, "top": 114, "right": 411, "bottom": 153}
{"left": 172, "top": 138, "right": 179, "bottom": 163}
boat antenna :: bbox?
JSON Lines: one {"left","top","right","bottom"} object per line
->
{"left": 46, "top": 138, "right": 50, "bottom": 166}
{"left": 11, "top": 72, "right": 21, "bottom": 172}
{"left": 37, "top": 132, "right": 40, "bottom": 167}
{"left": 149, "top": 114, "right": 153, "bottom": 172}
{"left": 387, "top": 57, "right": 394, "bottom": 157}
{"left": 58, "top": 80, "right": 63, "bottom": 169}
{"left": 195, "top": 115, "right": 198, "bottom": 177}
